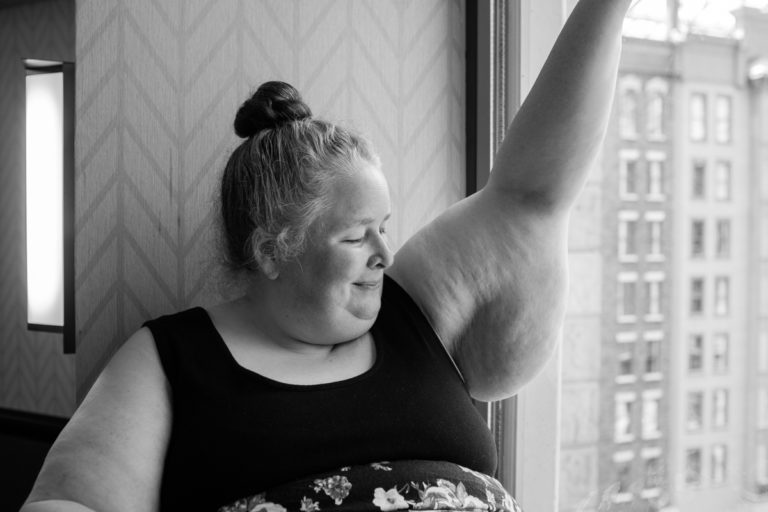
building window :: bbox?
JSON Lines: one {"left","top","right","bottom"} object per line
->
{"left": 712, "top": 333, "right": 729, "bottom": 374}
{"left": 692, "top": 160, "right": 706, "bottom": 199}
{"left": 715, "top": 95, "right": 732, "bottom": 144}
{"left": 645, "top": 212, "right": 664, "bottom": 261}
{"left": 615, "top": 393, "right": 636, "bottom": 443}
{"left": 645, "top": 339, "right": 661, "bottom": 375}
{"left": 715, "top": 160, "right": 732, "bottom": 201}
{"left": 690, "top": 93, "right": 707, "bottom": 142}
{"left": 686, "top": 448, "right": 702, "bottom": 485}
{"left": 646, "top": 91, "right": 665, "bottom": 140}
{"left": 619, "top": 150, "right": 640, "bottom": 200}
{"left": 615, "top": 460, "right": 634, "bottom": 502}
{"left": 644, "top": 272, "right": 664, "bottom": 321}
{"left": 642, "top": 390, "right": 662, "bottom": 439}
{"left": 617, "top": 349, "right": 635, "bottom": 383}
{"left": 618, "top": 274, "right": 639, "bottom": 322}
{"left": 713, "top": 389, "right": 729, "bottom": 429}
{"left": 644, "top": 454, "right": 662, "bottom": 490}
{"left": 620, "top": 78, "right": 641, "bottom": 140}
{"left": 712, "top": 444, "right": 728, "bottom": 484}
{"left": 687, "top": 392, "right": 704, "bottom": 431}
{"left": 688, "top": 334, "right": 704, "bottom": 373}
{"left": 714, "top": 276, "right": 730, "bottom": 316}
{"left": 619, "top": 212, "right": 639, "bottom": 261}
{"left": 691, "top": 278, "right": 705, "bottom": 315}
{"left": 646, "top": 153, "right": 665, "bottom": 199}
{"left": 691, "top": 219, "right": 705, "bottom": 258}
{"left": 715, "top": 219, "right": 731, "bottom": 259}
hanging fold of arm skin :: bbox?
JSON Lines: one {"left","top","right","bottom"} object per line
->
{"left": 388, "top": 0, "right": 634, "bottom": 402}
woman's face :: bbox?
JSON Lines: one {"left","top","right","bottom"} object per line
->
{"left": 273, "top": 161, "right": 394, "bottom": 344}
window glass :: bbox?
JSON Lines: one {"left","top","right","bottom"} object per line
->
{"left": 686, "top": 448, "right": 702, "bottom": 485}
{"left": 688, "top": 334, "right": 704, "bottom": 372}
{"left": 645, "top": 339, "right": 661, "bottom": 374}
{"left": 712, "top": 333, "right": 729, "bottom": 374}
{"left": 644, "top": 455, "right": 662, "bottom": 489}
{"left": 646, "top": 216, "right": 663, "bottom": 259}
{"left": 691, "top": 278, "right": 705, "bottom": 315}
{"left": 715, "top": 160, "right": 732, "bottom": 201}
{"left": 620, "top": 153, "right": 639, "bottom": 198}
{"left": 615, "top": 393, "right": 636, "bottom": 442}
{"left": 687, "top": 392, "right": 704, "bottom": 431}
{"left": 646, "top": 158, "right": 664, "bottom": 198}
{"left": 712, "top": 389, "right": 729, "bottom": 429}
{"left": 691, "top": 220, "right": 705, "bottom": 258}
{"left": 619, "top": 216, "right": 639, "bottom": 259}
{"left": 712, "top": 444, "right": 728, "bottom": 484}
{"left": 690, "top": 93, "right": 707, "bottom": 142}
{"left": 621, "top": 88, "right": 640, "bottom": 140}
{"left": 715, "top": 95, "right": 732, "bottom": 144}
{"left": 714, "top": 276, "right": 730, "bottom": 316}
{"left": 692, "top": 160, "right": 706, "bottom": 199}
{"left": 642, "top": 391, "right": 661, "bottom": 439}
{"left": 716, "top": 219, "right": 731, "bottom": 259}
{"left": 646, "top": 91, "right": 665, "bottom": 140}
{"left": 618, "top": 275, "right": 638, "bottom": 320}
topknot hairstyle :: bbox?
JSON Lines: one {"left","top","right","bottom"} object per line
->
{"left": 220, "top": 81, "right": 381, "bottom": 274}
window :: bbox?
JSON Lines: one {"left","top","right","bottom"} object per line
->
{"left": 714, "top": 276, "right": 730, "bottom": 316}
{"left": 644, "top": 272, "right": 664, "bottom": 321}
{"left": 712, "top": 444, "right": 728, "bottom": 484}
{"left": 715, "top": 219, "right": 731, "bottom": 259}
{"left": 614, "top": 458, "right": 634, "bottom": 502}
{"left": 692, "top": 160, "right": 706, "bottom": 199}
{"left": 645, "top": 212, "right": 664, "bottom": 261}
{"left": 715, "top": 161, "right": 732, "bottom": 201}
{"left": 712, "top": 333, "right": 729, "bottom": 374}
{"left": 688, "top": 334, "right": 704, "bottom": 372}
{"left": 691, "top": 220, "right": 705, "bottom": 258}
{"left": 618, "top": 273, "right": 639, "bottom": 322}
{"left": 687, "top": 392, "right": 704, "bottom": 431}
{"left": 646, "top": 89, "right": 665, "bottom": 140}
{"left": 690, "top": 93, "right": 707, "bottom": 142}
{"left": 713, "top": 389, "right": 729, "bottom": 429}
{"left": 645, "top": 152, "right": 665, "bottom": 199}
{"left": 691, "top": 278, "right": 705, "bottom": 315}
{"left": 619, "top": 150, "right": 640, "bottom": 199}
{"left": 620, "top": 77, "right": 641, "bottom": 140}
{"left": 619, "top": 212, "right": 639, "bottom": 261}
{"left": 615, "top": 393, "right": 636, "bottom": 442}
{"left": 643, "top": 451, "right": 663, "bottom": 490}
{"left": 642, "top": 390, "right": 662, "bottom": 439}
{"left": 645, "top": 338, "right": 661, "bottom": 376}
{"left": 617, "top": 349, "right": 635, "bottom": 383}
{"left": 715, "top": 95, "right": 732, "bottom": 144}
{"left": 686, "top": 448, "right": 702, "bottom": 485}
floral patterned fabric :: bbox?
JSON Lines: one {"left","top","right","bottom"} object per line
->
{"left": 218, "top": 460, "right": 523, "bottom": 512}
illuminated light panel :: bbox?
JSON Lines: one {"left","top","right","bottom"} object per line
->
{"left": 26, "top": 71, "right": 64, "bottom": 327}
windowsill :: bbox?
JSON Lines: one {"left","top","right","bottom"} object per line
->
{"left": 618, "top": 315, "right": 638, "bottom": 324}
{"left": 645, "top": 194, "right": 665, "bottom": 201}
{"left": 644, "top": 373, "right": 662, "bottom": 381}
{"left": 615, "top": 435, "right": 635, "bottom": 444}
{"left": 616, "top": 375, "right": 637, "bottom": 384}
{"left": 612, "top": 492, "right": 633, "bottom": 504}
{"left": 642, "top": 431, "right": 662, "bottom": 440}
{"left": 619, "top": 255, "right": 639, "bottom": 263}
{"left": 641, "top": 488, "right": 661, "bottom": 499}
{"left": 644, "top": 314, "right": 664, "bottom": 322}
{"left": 646, "top": 254, "right": 665, "bottom": 262}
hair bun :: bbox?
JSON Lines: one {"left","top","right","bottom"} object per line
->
{"left": 234, "top": 81, "right": 312, "bottom": 138}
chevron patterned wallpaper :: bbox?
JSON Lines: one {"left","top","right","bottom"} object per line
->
{"left": 0, "top": 0, "right": 76, "bottom": 417}
{"left": 75, "top": 0, "right": 466, "bottom": 399}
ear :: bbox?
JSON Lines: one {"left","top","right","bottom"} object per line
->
{"left": 254, "top": 252, "right": 279, "bottom": 280}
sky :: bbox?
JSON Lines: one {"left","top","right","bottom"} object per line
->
{"left": 624, "top": 0, "right": 768, "bottom": 39}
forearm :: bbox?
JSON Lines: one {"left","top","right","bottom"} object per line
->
{"left": 489, "top": 0, "right": 633, "bottom": 209}
{"left": 20, "top": 500, "right": 97, "bottom": 512}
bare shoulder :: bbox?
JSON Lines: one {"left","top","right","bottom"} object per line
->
{"left": 26, "top": 328, "right": 171, "bottom": 512}
{"left": 388, "top": 188, "right": 570, "bottom": 401}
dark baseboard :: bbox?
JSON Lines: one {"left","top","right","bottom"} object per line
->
{"left": 0, "top": 407, "right": 68, "bottom": 443}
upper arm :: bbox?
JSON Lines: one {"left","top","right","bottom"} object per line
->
{"left": 25, "top": 328, "right": 171, "bottom": 512}
{"left": 388, "top": 188, "right": 569, "bottom": 401}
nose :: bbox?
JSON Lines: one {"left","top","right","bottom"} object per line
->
{"left": 368, "top": 233, "right": 394, "bottom": 269}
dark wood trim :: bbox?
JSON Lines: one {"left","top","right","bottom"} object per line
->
{"left": 0, "top": 407, "right": 67, "bottom": 443}
{"left": 27, "top": 323, "right": 64, "bottom": 334}
{"left": 465, "top": 0, "right": 478, "bottom": 196}
{"left": 62, "top": 61, "right": 76, "bottom": 354}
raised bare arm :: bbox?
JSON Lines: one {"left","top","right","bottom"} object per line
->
{"left": 389, "top": 0, "right": 633, "bottom": 401}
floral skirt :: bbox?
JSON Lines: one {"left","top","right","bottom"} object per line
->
{"left": 218, "top": 460, "right": 523, "bottom": 512}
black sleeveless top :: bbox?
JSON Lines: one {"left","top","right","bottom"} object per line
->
{"left": 145, "top": 275, "right": 498, "bottom": 511}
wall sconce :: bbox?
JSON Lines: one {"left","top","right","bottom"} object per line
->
{"left": 24, "top": 59, "right": 75, "bottom": 353}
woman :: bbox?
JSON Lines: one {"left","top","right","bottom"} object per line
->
{"left": 22, "top": 0, "right": 632, "bottom": 510}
